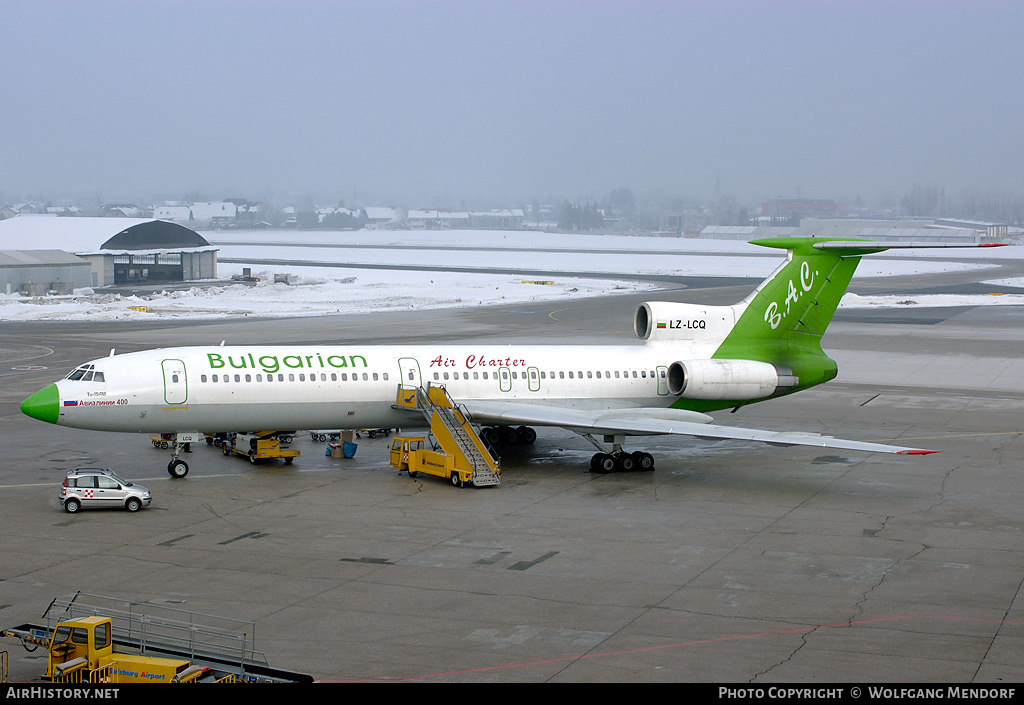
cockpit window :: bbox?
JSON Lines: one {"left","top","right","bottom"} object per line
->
{"left": 65, "top": 364, "right": 103, "bottom": 382}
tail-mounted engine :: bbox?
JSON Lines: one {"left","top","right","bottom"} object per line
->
{"left": 667, "top": 359, "right": 799, "bottom": 400}
{"left": 634, "top": 302, "right": 736, "bottom": 343}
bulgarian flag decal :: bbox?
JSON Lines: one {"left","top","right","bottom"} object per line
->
{"left": 656, "top": 321, "right": 666, "bottom": 329}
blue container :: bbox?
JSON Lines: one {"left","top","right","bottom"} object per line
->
{"left": 343, "top": 441, "right": 357, "bottom": 459}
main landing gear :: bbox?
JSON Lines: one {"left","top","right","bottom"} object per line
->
{"left": 590, "top": 451, "right": 655, "bottom": 473}
{"left": 481, "top": 425, "right": 537, "bottom": 448}
{"left": 581, "top": 433, "right": 656, "bottom": 473}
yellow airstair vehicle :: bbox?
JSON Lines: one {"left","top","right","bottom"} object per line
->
{"left": 391, "top": 384, "right": 500, "bottom": 487}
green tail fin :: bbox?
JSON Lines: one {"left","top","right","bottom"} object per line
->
{"left": 713, "top": 237, "right": 867, "bottom": 387}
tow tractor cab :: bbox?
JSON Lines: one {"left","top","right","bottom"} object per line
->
{"left": 46, "top": 616, "right": 195, "bottom": 683}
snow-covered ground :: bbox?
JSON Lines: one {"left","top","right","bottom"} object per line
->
{"left": 1, "top": 229, "right": 1020, "bottom": 322}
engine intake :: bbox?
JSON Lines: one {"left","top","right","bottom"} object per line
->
{"left": 667, "top": 359, "right": 798, "bottom": 400}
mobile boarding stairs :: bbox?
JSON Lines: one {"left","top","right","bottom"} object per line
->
{"left": 393, "top": 383, "right": 501, "bottom": 487}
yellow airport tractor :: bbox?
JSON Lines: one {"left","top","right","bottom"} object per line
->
{"left": 8, "top": 615, "right": 203, "bottom": 683}
{"left": 221, "top": 431, "right": 300, "bottom": 464}
{"left": 3, "top": 593, "right": 313, "bottom": 683}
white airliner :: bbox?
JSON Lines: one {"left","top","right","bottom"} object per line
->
{"left": 22, "top": 237, "right": 1000, "bottom": 478}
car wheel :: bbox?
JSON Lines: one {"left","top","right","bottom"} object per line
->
{"left": 125, "top": 498, "right": 141, "bottom": 512}
{"left": 64, "top": 498, "right": 81, "bottom": 514}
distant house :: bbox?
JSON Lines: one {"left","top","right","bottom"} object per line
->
{"left": 190, "top": 201, "right": 238, "bottom": 226}
{"left": 407, "top": 210, "right": 470, "bottom": 230}
{"left": 154, "top": 205, "right": 192, "bottom": 222}
{"left": 46, "top": 205, "right": 82, "bottom": 216}
{"left": 98, "top": 203, "right": 148, "bottom": 218}
{"left": 470, "top": 209, "right": 525, "bottom": 230}
{"left": 360, "top": 207, "right": 399, "bottom": 230}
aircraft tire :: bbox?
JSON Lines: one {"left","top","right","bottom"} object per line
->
{"left": 168, "top": 459, "right": 189, "bottom": 479}
{"left": 619, "top": 454, "right": 636, "bottom": 472}
{"left": 636, "top": 452, "right": 655, "bottom": 471}
{"left": 516, "top": 426, "right": 537, "bottom": 444}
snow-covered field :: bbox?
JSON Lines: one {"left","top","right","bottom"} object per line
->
{"left": 1, "top": 229, "right": 1020, "bottom": 322}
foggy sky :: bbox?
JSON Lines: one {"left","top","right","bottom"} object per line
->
{"left": 3, "top": 0, "right": 1022, "bottom": 208}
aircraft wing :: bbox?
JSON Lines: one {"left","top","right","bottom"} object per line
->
{"left": 465, "top": 400, "right": 936, "bottom": 455}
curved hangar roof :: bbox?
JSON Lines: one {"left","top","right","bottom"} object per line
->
{"left": 0, "top": 215, "right": 212, "bottom": 254}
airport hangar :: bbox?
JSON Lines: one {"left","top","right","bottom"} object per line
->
{"left": 0, "top": 215, "right": 218, "bottom": 293}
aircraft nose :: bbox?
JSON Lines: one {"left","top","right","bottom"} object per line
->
{"left": 21, "top": 384, "right": 60, "bottom": 424}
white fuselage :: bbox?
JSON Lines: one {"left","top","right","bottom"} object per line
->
{"left": 53, "top": 343, "right": 690, "bottom": 434}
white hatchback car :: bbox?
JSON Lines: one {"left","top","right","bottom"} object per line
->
{"left": 60, "top": 468, "right": 151, "bottom": 513}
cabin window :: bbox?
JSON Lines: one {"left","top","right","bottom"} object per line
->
{"left": 82, "top": 370, "right": 94, "bottom": 381}
{"left": 331, "top": 374, "right": 337, "bottom": 381}
{"left": 94, "top": 372, "right": 104, "bottom": 382}
{"left": 321, "top": 374, "right": 327, "bottom": 382}
{"left": 299, "top": 374, "right": 305, "bottom": 381}
{"left": 641, "top": 370, "right": 647, "bottom": 378}
{"left": 223, "top": 376, "right": 229, "bottom": 383}
{"left": 482, "top": 372, "right": 488, "bottom": 380}
{"left": 568, "top": 371, "right": 573, "bottom": 379}
{"left": 373, "top": 373, "right": 379, "bottom": 381}
{"left": 443, "top": 372, "right": 449, "bottom": 380}
{"left": 408, "top": 370, "right": 415, "bottom": 380}
{"left": 383, "top": 373, "right": 388, "bottom": 381}
{"left": 267, "top": 375, "right": 273, "bottom": 383}
{"left": 245, "top": 374, "right": 252, "bottom": 382}
{"left": 201, "top": 375, "right": 208, "bottom": 383}
{"left": 433, "top": 373, "right": 439, "bottom": 380}
{"left": 362, "top": 373, "right": 368, "bottom": 381}
{"left": 473, "top": 372, "right": 479, "bottom": 379}
{"left": 614, "top": 371, "right": 620, "bottom": 378}
{"left": 94, "top": 623, "right": 111, "bottom": 649}
{"left": 587, "top": 371, "right": 593, "bottom": 379}
{"left": 211, "top": 375, "right": 218, "bottom": 383}
{"left": 660, "top": 370, "right": 666, "bottom": 378}
{"left": 256, "top": 374, "right": 263, "bottom": 382}
{"left": 173, "top": 374, "right": 180, "bottom": 383}
{"left": 234, "top": 374, "right": 241, "bottom": 383}
{"left": 559, "top": 371, "right": 565, "bottom": 379}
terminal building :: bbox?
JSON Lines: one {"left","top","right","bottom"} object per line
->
{"left": 0, "top": 215, "right": 218, "bottom": 290}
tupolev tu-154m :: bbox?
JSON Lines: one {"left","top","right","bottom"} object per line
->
{"left": 21, "top": 238, "right": 1002, "bottom": 479}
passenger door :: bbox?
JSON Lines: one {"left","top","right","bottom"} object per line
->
{"left": 161, "top": 359, "right": 188, "bottom": 405}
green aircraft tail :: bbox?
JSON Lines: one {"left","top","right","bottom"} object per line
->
{"left": 712, "top": 237, "right": 883, "bottom": 392}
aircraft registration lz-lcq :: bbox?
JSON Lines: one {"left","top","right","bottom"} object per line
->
{"left": 21, "top": 238, "right": 1001, "bottom": 479}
